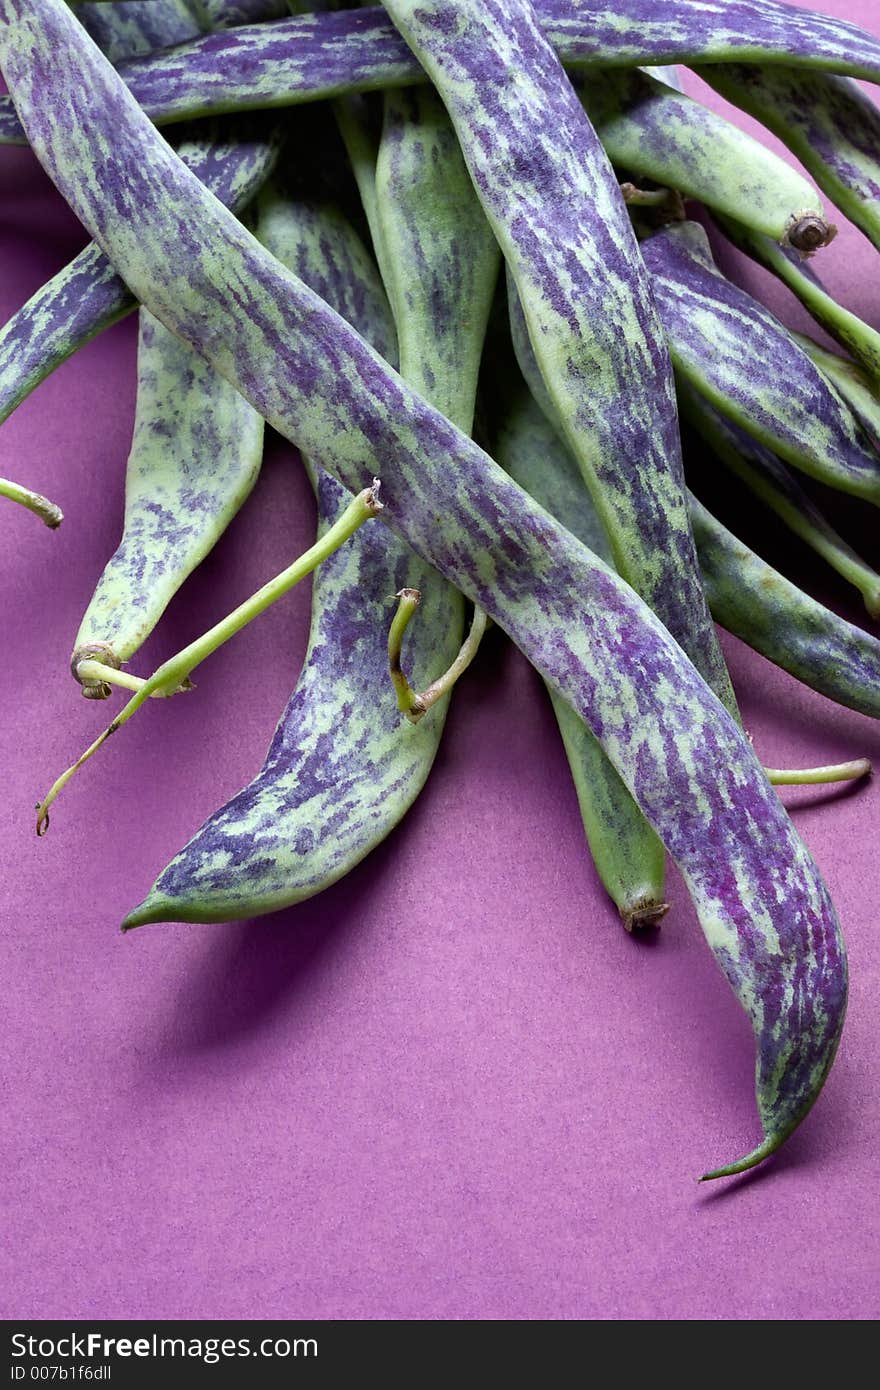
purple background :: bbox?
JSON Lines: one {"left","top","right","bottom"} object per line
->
{"left": 1, "top": 0, "right": 878, "bottom": 1322}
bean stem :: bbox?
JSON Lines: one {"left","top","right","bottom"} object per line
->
{"left": 36, "top": 481, "right": 382, "bottom": 833}
{"left": 765, "top": 759, "right": 871, "bottom": 786}
{"left": 0, "top": 476, "right": 63, "bottom": 528}
{"left": 389, "top": 589, "right": 488, "bottom": 722}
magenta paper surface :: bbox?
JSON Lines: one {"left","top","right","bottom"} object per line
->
{"left": 1, "top": 0, "right": 878, "bottom": 1322}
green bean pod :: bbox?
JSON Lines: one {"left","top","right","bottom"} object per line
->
{"left": 72, "top": 310, "right": 265, "bottom": 691}
{"left": 127, "top": 77, "right": 500, "bottom": 922}
{"left": 503, "top": 282, "right": 668, "bottom": 925}
{"left": 125, "top": 171, "right": 466, "bottom": 920}
{"left": 642, "top": 220, "right": 880, "bottom": 505}
{"left": 489, "top": 376, "right": 668, "bottom": 928}
{"left": 695, "top": 500, "right": 880, "bottom": 721}
{"left": 681, "top": 381, "right": 880, "bottom": 618}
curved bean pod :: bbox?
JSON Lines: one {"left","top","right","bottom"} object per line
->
{"left": 489, "top": 377, "right": 667, "bottom": 928}
{"left": 0, "top": 117, "right": 283, "bottom": 428}
{"left": 713, "top": 213, "right": 880, "bottom": 381}
{"left": 681, "top": 382, "right": 880, "bottom": 617}
{"left": 576, "top": 66, "right": 827, "bottom": 247}
{"left": 8, "top": 0, "right": 880, "bottom": 146}
{"left": 2, "top": 0, "right": 850, "bottom": 1178}
{"left": 125, "top": 173, "right": 464, "bottom": 922}
{"left": 698, "top": 65, "right": 880, "bottom": 252}
{"left": 503, "top": 283, "right": 668, "bottom": 924}
{"left": 695, "top": 500, "right": 880, "bottom": 721}
{"left": 642, "top": 221, "right": 880, "bottom": 504}
{"left": 72, "top": 310, "right": 265, "bottom": 687}
{"left": 384, "top": 0, "right": 734, "bottom": 714}
{"left": 131, "top": 78, "right": 500, "bottom": 922}
{"left": 507, "top": 285, "right": 880, "bottom": 720}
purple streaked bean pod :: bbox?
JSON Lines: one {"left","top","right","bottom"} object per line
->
{"left": 487, "top": 370, "right": 668, "bottom": 929}
{"left": 127, "top": 73, "right": 500, "bottom": 924}
{"left": 713, "top": 212, "right": 880, "bottom": 381}
{"left": 126, "top": 166, "right": 466, "bottom": 922}
{"left": 0, "top": 117, "right": 283, "bottom": 428}
{"left": 694, "top": 499, "right": 880, "bottom": 721}
{"left": 0, "top": 0, "right": 849, "bottom": 1178}
{"left": 681, "top": 380, "right": 880, "bottom": 618}
{"left": 794, "top": 333, "right": 880, "bottom": 450}
{"left": 508, "top": 279, "right": 880, "bottom": 722}
{"left": 642, "top": 220, "right": 880, "bottom": 505}
{"left": 71, "top": 307, "right": 265, "bottom": 687}
{"left": 698, "top": 65, "right": 880, "bottom": 253}
{"left": 7, "top": 0, "right": 880, "bottom": 146}
{"left": 503, "top": 281, "right": 668, "bottom": 925}
{"left": 575, "top": 66, "right": 827, "bottom": 248}
{"left": 383, "top": 0, "right": 735, "bottom": 715}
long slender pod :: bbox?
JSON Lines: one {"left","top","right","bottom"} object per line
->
{"left": 714, "top": 214, "right": 880, "bottom": 380}
{"left": 67, "top": 0, "right": 268, "bottom": 691}
{"left": 695, "top": 501, "right": 880, "bottom": 721}
{"left": 0, "top": 118, "right": 283, "bottom": 428}
{"left": 698, "top": 65, "right": 880, "bottom": 252}
{"left": 507, "top": 284, "right": 880, "bottom": 720}
{"left": 8, "top": 0, "right": 880, "bottom": 146}
{"left": 383, "top": 0, "right": 735, "bottom": 715}
{"left": 128, "top": 80, "right": 499, "bottom": 921}
{"left": 125, "top": 172, "right": 464, "bottom": 921}
{"left": 577, "top": 67, "right": 829, "bottom": 249}
{"left": 642, "top": 221, "right": 880, "bottom": 504}
{"left": 71, "top": 310, "right": 265, "bottom": 689}
{"left": 489, "top": 378, "right": 667, "bottom": 927}
{"left": 503, "top": 285, "right": 668, "bottom": 924}
{"left": 374, "top": 84, "right": 499, "bottom": 423}
{"left": 681, "top": 383, "right": 880, "bottom": 618}
{"left": 1, "top": 0, "right": 850, "bottom": 1178}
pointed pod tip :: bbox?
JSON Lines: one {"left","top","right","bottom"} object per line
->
{"left": 120, "top": 894, "right": 172, "bottom": 932}
{"left": 699, "top": 1134, "right": 782, "bottom": 1183}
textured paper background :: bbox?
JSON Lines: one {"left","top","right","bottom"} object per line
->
{"left": 1, "top": 0, "right": 878, "bottom": 1321}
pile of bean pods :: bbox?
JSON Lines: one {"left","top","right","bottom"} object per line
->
{"left": 2, "top": 0, "right": 879, "bottom": 1180}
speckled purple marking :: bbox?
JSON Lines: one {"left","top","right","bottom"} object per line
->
{"left": 643, "top": 221, "right": 880, "bottom": 503}
{"left": 6, "top": 0, "right": 880, "bottom": 144}
{"left": 0, "top": 117, "right": 282, "bottom": 426}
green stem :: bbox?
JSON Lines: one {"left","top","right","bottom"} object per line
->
{"left": 765, "top": 758, "right": 871, "bottom": 786}
{"left": 388, "top": 590, "right": 488, "bottom": 722}
{"left": 72, "top": 658, "right": 194, "bottom": 698}
{"left": 0, "top": 476, "right": 63, "bottom": 528}
{"left": 36, "top": 480, "right": 382, "bottom": 834}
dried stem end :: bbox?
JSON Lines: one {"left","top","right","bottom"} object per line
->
{"left": 623, "top": 898, "right": 670, "bottom": 933}
{"left": 786, "top": 212, "right": 837, "bottom": 257}
{"left": 71, "top": 642, "right": 119, "bottom": 700}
